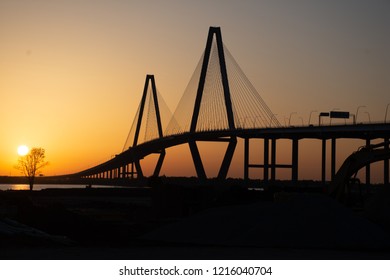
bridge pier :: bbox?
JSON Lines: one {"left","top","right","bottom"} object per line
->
{"left": 244, "top": 138, "right": 298, "bottom": 183}
{"left": 130, "top": 163, "right": 134, "bottom": 179}
{"left": 322, "top": 139, "right": 327, "bottom": 184}
{"left": 122, "top": 162, "right": 140, "bottom": 179}
{"left": 331, "top": 138, "right": 336, "bottom": 181}
{"left": 124, "top": 165, "right": 129, "bottom": 178}
{"left": 292, "top": 138, "right": 299, "bottom": 182}
{"left": 125, "top": 165, "right": 129, "bottom": 178}
{"left": 244, "top": 138, "right": 270, "bottom": 182}
{"left": 119, "top": 166, "right": 123, "bottom": 178}
{"left": 271, "top": 138, "right": 276, "bottom": 181}
{"left": 264, "top": 138, "right": 269, "bottom": 181}
{"left": 244, "top": 138, "right": 249, "bottom": 180}
{"left": 366, "top": 138, "right": 371, "bottom": 186}
{"left": 385, "top": 138, "right": 389, "bottom": 186}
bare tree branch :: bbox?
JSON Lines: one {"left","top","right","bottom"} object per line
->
{"left": 15, "top": 147, "right": 49, "bottom": 191}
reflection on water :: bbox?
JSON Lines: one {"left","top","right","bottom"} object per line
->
{"left": 0, "top": 184, "right": 119, "bottom": 191}
{"left": 7, "top": 184, "right": 30, "bottom": 191}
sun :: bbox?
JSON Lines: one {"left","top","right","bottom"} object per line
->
{"left": 17, "top": 145, "right": 29, "bottom": 156}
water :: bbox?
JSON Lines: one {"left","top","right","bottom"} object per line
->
{"left": 0, "top": 184, "right": 121, "bottom": 191}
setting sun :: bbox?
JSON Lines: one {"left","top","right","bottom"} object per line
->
{"left": 17, "top": 145, "right": 29, "bottom": 156}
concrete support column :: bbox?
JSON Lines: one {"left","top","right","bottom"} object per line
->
{"left": 264, "top": 138, "right": 269, "bottom": 182}
{"left": 366, "top": 138, "right": 371, "bottom": 186}
{"left": 244, "top": 138, "right": 249, "bottom": 181}
{"left": 271, "top": 138, "right": 276, "bottom": 181}
{"left": 331, "top": 138, "right": 336, "bottom": 181}
{"left": 292, "top": 138, "right": 299, "bottom": 182}
{"left": 385, "top": 138, "right": 389, "bottom": 186}
{"left": 322, "top": 139, "right": 327, "bottom": 184}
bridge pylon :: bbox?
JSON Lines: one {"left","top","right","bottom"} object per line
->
{"left": 130, "top": 74, "right": 165, "bottom": 178}
{"left": 190, "top": 27, "right": 235, "bottom": 132}
{"left": 189, "top": 27, "right": 237, "bottom": 180}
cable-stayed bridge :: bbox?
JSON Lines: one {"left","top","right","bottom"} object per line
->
{"left": 73, "top": 27, "right": 390, "bottom": 186}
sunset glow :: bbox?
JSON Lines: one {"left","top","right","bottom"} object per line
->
{"left": 0, "top": 1, "right": 389, "bottom": 182}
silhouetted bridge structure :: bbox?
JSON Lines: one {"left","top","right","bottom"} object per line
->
{"left": 71, "top": 27, "right": 390, "bottom": 186}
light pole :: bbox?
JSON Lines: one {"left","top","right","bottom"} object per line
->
{"left": 308, "top": 110, "right": 317, "bottom": 126}
{"left": 385, "top": 103, "right": 390, "bottom": 123}
{"left": 288, "top": 112, "right": 297, "bottom": 126}
{"left": 355, "top": 105, "right": 366, "bottom": 124}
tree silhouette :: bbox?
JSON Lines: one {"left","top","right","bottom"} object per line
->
{"left": 16, "top": 147, "right": 49, "bottom": 191}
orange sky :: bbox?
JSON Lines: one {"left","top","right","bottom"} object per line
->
{"left": 1, "top": 0, "right": 389, "bottom": 182}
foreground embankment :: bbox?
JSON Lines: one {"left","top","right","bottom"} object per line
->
{"left": 1, "top": 182, "right": 390, "bottom": 259}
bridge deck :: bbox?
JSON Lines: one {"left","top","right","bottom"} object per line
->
{"left": 74, "top": 123, "right": 390, "bottom": 177}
